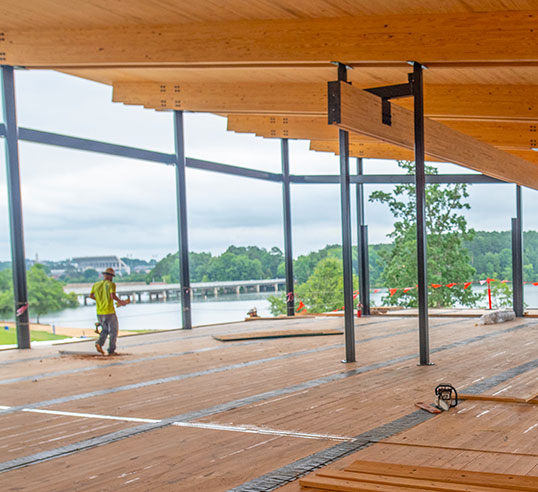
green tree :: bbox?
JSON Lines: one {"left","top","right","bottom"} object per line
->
{"left": 488, "top": 281, "right": 513, "bottom": 308}
{"left": 27, "top": 264, "right": 78, "bottom": 323}
{"left": 147, "top": 253, "right": 178, "bottom": 283}
{"left": 83, "top": 269, "right": 100, "bottom": 282}
{"left": 190, "top": 252, "right": 213, "bottom": 282}
{"left": 293, "top": 244, "right": 341, "bottom": 284}
{"left": 369, "top": 161, "right": 481, "bottom": 308}
{"left": 0, "top": 270, "right": 14, "bottom": 318}
{"left": 295, "top": 257, "right": 357, "bottom": 313}
{"left": 267, "top": 292, "right": 287, "bottom": 316}
{"left": 147, "top": 246, "right": 284, "bottom": 283}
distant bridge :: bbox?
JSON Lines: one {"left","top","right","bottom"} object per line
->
{"left": 65, "top": 279, "right": 286, "bottom": 304}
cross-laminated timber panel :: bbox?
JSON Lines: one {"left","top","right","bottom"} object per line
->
{"left": 328, "top": 81, "right": 538, "bottom": 189}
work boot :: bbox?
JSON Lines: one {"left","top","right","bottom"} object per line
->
{"left": 95, "top": 342, "right": 105, "bottom": 355}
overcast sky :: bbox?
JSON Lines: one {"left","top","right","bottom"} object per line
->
{"left": 1, "top": 70, "right": 536, "bottom": 262}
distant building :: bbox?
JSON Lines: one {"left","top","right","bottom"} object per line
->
{"left": 133, "top": 264, "right": 153, "bottom": 274}
{"left": 49, "top": 269, "right": 66, "bottom": 279}
{"left": 72, "top": 256, "right": 131, "bottom": 276}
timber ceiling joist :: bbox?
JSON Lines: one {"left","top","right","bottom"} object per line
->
{"left": 226, "top": 116, "right": 538, "bottom": 151}
{"left": 2, "top": 1, "right": 538, "bottom": 187}
{"left": 112, "top": 82, "right": 538, "bottom": 122}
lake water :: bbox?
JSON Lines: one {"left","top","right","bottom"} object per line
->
{"left": 39, "top": 292, "right": 277, "bottom": 331}
{"left": 36, "top": 284, "right": 538, "bottom": 331}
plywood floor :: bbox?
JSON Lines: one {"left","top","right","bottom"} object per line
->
{"left": 0, "top": 315, "right": 537, "bottom": 491}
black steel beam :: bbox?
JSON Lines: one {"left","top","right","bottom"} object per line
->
{"left": 356, "top": 159, "right": 370, "bottom": 315}
{"left": 173, "top": 111, "right": 192, "bottom": 330}
{"left": 186, "top": 158, "right": 281, "bottom": 182}
{"left": 281, "top": 139, "right": 295, "bottom": 316}
{"left": 1, "top": 66, "right": 30, "bottom": 349}
{"left": 4, "top": 126, "right": 285, "bottom": 182}
{"left": 0, "top": 126, "right": 506, "bottom": 186}
{"left": 18, "top": 128, "right": 175, "bottom": 165}
{"left": 290, "top": 175, "right": 341, "bottom": 184}
{"left": 365, "top": 83, "right": 413, "bottom": 100}
{"left": 290, "top": 174, "right": 504, "bottom": 185}
{"left": 411, "top": 62, "right": 431, "bottom": 365}
{"left": 422, "top": 174, "right": 503, "bottom": 184}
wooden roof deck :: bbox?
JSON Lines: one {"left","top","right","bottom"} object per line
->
{"left": 3, "top": 1, "right": 538, "bottom": 187}
{"left": 0, "top": 315, "right": 537, "bottom": 490}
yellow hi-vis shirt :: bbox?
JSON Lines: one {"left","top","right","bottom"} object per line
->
{"left": 91, "top": 279, "right": 116, "bottom": 315}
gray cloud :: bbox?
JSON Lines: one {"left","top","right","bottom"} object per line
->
{"left": 1, "top": 71, "right": 536, "bottom": 262}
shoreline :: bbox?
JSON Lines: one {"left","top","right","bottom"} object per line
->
{"left": 0, "top": 321, "right": 134, "bottom": 338}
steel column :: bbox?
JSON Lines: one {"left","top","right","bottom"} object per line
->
{"left": 411, "top": 62, "right": 430, "bottom": 365}
{"left": 1, "top": 66, "right": 30, "bottom": 349}
{"left": 331, "top": 63, "right": 356, "bottom": 362}
{"left": 512, "top": 185, "right": 524, "bottom": 316}
{"left": 173, "top": 110, "right": 192, "bottom": 329}
{"left": 281, "top": 139, "right": 295, "bottom": 316}
{"left": 339, "top": 127, "right": 356, "bottom": 362}
{"left": 356, "top": 158, "right": 370, "bottom": 315}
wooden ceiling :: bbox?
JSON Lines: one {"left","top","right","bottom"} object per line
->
{"left": 2, "top": 1, "right": 538, "bottom": 187}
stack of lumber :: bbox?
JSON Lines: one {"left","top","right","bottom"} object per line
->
{"left": 299, "top": 460, "right": 538, "bottom": 491}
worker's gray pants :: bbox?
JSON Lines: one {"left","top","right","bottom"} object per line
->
{"left": 97, "top": 313, "right": 119, "bottom": 354}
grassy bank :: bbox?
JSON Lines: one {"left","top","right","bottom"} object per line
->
{"left": 0, "top": 325, "right": 68, "bottom": 345}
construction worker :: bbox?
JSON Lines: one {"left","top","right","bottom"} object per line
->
{"left": 89, "top": 267, "right": 128, "bottom": 355}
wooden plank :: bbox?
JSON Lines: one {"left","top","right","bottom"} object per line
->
{"left": 415, "top": 402, "right": 443, "bottom": 414}
{"left": 213, "top": 329, "right": 343, "bottom": 341}
{"left": 458, "top": 394, "right": 528, "bottom": 404}
{"left": 315, "top": 469, "right": 514, "bottom": 492}
{"left": 526, "top": 393, "right": 538, "bottom": 403}
{"left": 4, "top": 11, "right": 538, "bottom": 67}
{"left": 331, "top": 81, "right": 538, "bottom": 190}
{"left": 299, "top": 475, "right": 424, "bottom": 491}
{"left": 346, "top": 460, "right": 538, "bottom": 490}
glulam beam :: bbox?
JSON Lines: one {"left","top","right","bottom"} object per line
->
{"left": 113, "top": 82, "right": 538, "bottom": 122}
{"left": 4, "top": 11, "right": 538, "bottom": 67}
{"left": 113, "top": 82, "right": 326, "bottom": 115}
{"left": 311, "top": 139, "right": 538, "bottom": 167}
{"left": 328, "top": 81, "right": 538, "bottom": 189}
{"left": 309, "top": 140, "right": 441, "bottom": 162}
{"left": 227, "top": 115, "right": 538, "bottom": 150}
